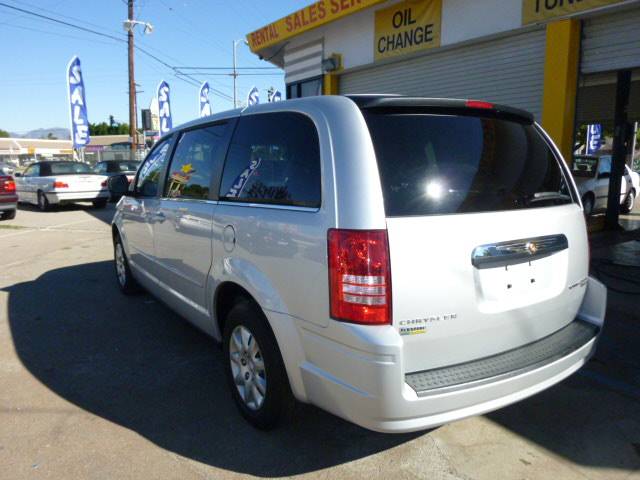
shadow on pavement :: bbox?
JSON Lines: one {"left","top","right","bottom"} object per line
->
{"left": 3, "top": 260, "right": 420, "bottom": 477}
{"left": 487, "top": 245, "right": 640, "bottom": 470}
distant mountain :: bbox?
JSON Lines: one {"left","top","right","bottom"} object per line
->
{"left": 10, "top": 128, "right": 70, "bottom": 140}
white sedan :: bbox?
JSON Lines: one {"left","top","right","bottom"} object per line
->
{"left": 572, "top": 155, "right": 639, "bottom": 215}
{"left": 15, "top": 161, "right": 110, "bottom": 211}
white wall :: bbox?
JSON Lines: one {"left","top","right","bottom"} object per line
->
{"left": 442, "top": 0, "right": 522, "bottom": 45}
{"left": 281, "top": 0, "right": 523, "bottom": 73}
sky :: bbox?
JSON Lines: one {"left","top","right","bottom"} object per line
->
{"left": 0, "top": 0, "right": 302, "bottom": 134}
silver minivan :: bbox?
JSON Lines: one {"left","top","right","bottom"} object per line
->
{"left": 111, "top": 95, "right": 606, "bottom": 433}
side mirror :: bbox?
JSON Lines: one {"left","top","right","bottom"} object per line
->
{"left": 108, "top": 174, "right": 131, "bottom": 200}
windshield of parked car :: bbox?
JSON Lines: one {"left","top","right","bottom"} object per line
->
{"left": 364, "top": 110, "right": 575, "bottom": 216}
{"left": 572, "top": 156, "right": 598, "bottom": 178}
{"left": 97, "top": 161, "right": 140, "bottom": 173}
{"left": 42, "top": 162, "right": 94, "bottom": 176}
{"left": 115, "top": 161, "right": 140, "bottom": 172}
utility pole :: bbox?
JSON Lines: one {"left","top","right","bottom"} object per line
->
{"left": 127, "top": 0, "right": 137, "bottom": 153}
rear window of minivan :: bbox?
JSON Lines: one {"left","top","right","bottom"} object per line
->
{"left": 364, "top": 111, "right": 574, "bottom": 217}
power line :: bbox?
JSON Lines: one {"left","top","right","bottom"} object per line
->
{"left": 176, "top": 72, "right": 282, "bottom": 77}
{"left": 0, "top": 2, "right": 124, "bottom": 42}
{"left": 175, "top": 66, "right": 280, "bottom": 70}
{"left": 0, "top": 1, "right": 247, "bottom": 103}
{"left": 0, "top": 1, "right": 210, "bottom": 91}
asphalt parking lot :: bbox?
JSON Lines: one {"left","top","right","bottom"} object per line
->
{"left": 1, "top": 203, "right": 639, "bottom": 480}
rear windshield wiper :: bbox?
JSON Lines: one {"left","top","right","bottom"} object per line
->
{"left": 526, "top": 192, "right": 572, "bottom": 204}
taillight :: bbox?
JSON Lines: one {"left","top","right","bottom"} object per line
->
{"left": 101, "top": 180, "right": 108, "bottom": 187}
{"left": 465, "top": 99, "right": 494, "bottom": 109}
{"left": 52, "top": 181, "right": 69, "bottom": 189}
{"left": 0, "top": 178, "right": 15, "bottom": 193}
{"left": 328, "top": 229, "right": 392, "bottom": 325}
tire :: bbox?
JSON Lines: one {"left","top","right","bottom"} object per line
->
{"left": 582, "top": 194, "right": 594, "bottom": 217}
{"left": 114, "top": 234, "right": 140, "bottom": 295}
{"left": 223, "top": 299, "right": 294, "bottom": 430}
{"left": 37, "top": 191, "right": 50, "bottom": 212}
{"left": 1, "top": 209, "right": 16, "bottom": 220}
{"left": 621, "top": 190, "right": 635, "bottom": 214}
{"left": 93, "top": 198, "right": 108, "bottom": 209}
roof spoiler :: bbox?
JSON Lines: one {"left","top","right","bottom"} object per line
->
{"left": 346, "top": 95, "right": 535, "bottom": 124}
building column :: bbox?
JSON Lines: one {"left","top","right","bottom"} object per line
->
{"left": 541, "top": 19, "right": 581, "bottom": 165}
{"left": 323, "top": 73, "right": 339, "bottom": 95}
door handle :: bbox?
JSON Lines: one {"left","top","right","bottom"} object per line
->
{"left": 472, "top": 234, "right": 568, "bottom": 269}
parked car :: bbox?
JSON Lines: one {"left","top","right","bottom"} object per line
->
{"left": 0, "top": 162, "right": 15, "bottom": 176}
{"left": 0, "top": 175, "right": 17, "bottom": 220}
{"left": 111, "top": 95, "right": 606, "bottom": 433}
{"left": 95, "top": 160, "right": 141, "bottom": 202}
{"left": 14, "top": 161, "right": 109, "bottom": 211}
{"left": 94, "top": 160, "right": 140, "bottom": 182}
{"left": 572, "top": 155, "right": 639, "bottom": 215}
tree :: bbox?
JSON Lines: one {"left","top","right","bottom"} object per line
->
{"left": 0, "top": 129, "right": 10, "bottom": 138}
{"left": 89, "top": 121, "right": 130, "bottom": 136}
{"left": 46, "top": 132, "right": 58, "bottom": 140}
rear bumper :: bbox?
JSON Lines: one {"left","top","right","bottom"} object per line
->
{"left": 288, "top": 277, "right": 606, "bottom": 433}
{"left": 47, "top": 190, "right": 109, "bottom": 204}
{"left": 0, "top": 195, "right": 17, "bottom": 210}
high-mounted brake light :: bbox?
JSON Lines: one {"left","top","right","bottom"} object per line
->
{"left": 465, "top": 100, "right": 494, "bottom": 110}
{"left": 52, "top": 181, "right": 69, "bottom": 189}
{"left": 328, "top": 229, "right": 392, "bottom": 325}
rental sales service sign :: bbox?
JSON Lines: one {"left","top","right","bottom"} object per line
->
{"left": 522, "top": 0, "right": 625, "bottom": 24}
{"left": 374, "top": 0, "right": 442, "bottom": 61}
{"left": 67, "top": 56, "right": 90, "bottom": 148}
{"left": 157, "top": 80, "right": 172, "bottom": 135}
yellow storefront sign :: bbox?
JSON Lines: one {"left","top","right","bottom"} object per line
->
{"left": 523, "top": 0, "right": 625, "bottom": 24}
{"left": 374, "top": 0, "right": 442, "bottom": 62}
{"left": 247, "top": 0, "right": 388, "bottom": 52}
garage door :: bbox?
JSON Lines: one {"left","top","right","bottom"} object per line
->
{"left": 581, "top": 7, "right": 640, "bottom": 74}
{"left": 340, "top": 28, "right": 546, "bottom": 120}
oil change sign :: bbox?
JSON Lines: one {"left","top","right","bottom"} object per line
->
{"left": 374, "top": 0, "right": 442, "bottom": 62}
{"left": 522, "top": 0, "right": 625, "bottom": 24}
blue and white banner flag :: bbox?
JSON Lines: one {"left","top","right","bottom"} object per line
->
{"left": 225, "top": 158, "right": 261, "bottom": 198}
{"left": 586, "top": 124, "right": 602, "bottom": 155}
{"left": 157, "top": 80, "right": 172, "bottom": 135}
{"left": 199, "top": 81, "right": 211, "bottom": 118}
{"left": 268, "top": 89, "right": 282, "bottom": 103}
{"left": 247, "top": 86, "right": 259, "bottom": 106}
{"left": 66, "top": 56, "right": 90, "bottom": 148}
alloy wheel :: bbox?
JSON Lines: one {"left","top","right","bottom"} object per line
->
{"left": 229, "top": 325, "right": 267, "bottom": 411}
{"left": 115, "top": 242, "right": 127, "bottom": 287}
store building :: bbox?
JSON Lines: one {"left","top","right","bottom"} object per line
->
{"left": 247, "top": 0, "right": 640, "bottom": 178}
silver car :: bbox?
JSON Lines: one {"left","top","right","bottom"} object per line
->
{"left": 111, "top": 95, "right": 606, "bottom": 433}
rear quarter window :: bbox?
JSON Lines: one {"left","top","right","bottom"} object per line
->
{"left": 219, "top": 112, "right": 321, "bottom": 208}
{"left": 364, "top": 111, "right": 574, "bottom": 216}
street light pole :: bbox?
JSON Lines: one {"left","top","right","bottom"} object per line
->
{"left": 232, "top": 40, "right": 239, "bottom": 108}
{"left": 127, "top": 0, "right": 137, "bottom": 153}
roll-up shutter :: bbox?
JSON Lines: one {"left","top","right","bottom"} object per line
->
{"left": 284, "top": 40, "right": 323, "bottom": 84}
{"left": 581, "top": 8, "right": 640, "bottom": 74}
{"left": 340, "top": 29, "right": 546, "bottom": 120}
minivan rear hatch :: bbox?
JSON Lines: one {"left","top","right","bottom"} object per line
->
{"left": 358, "top": 98, "right": 590, "bottom": 373}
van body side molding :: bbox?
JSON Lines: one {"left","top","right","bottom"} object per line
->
{"left": 471, "top": 234, "right": 568, "bottom": 269}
